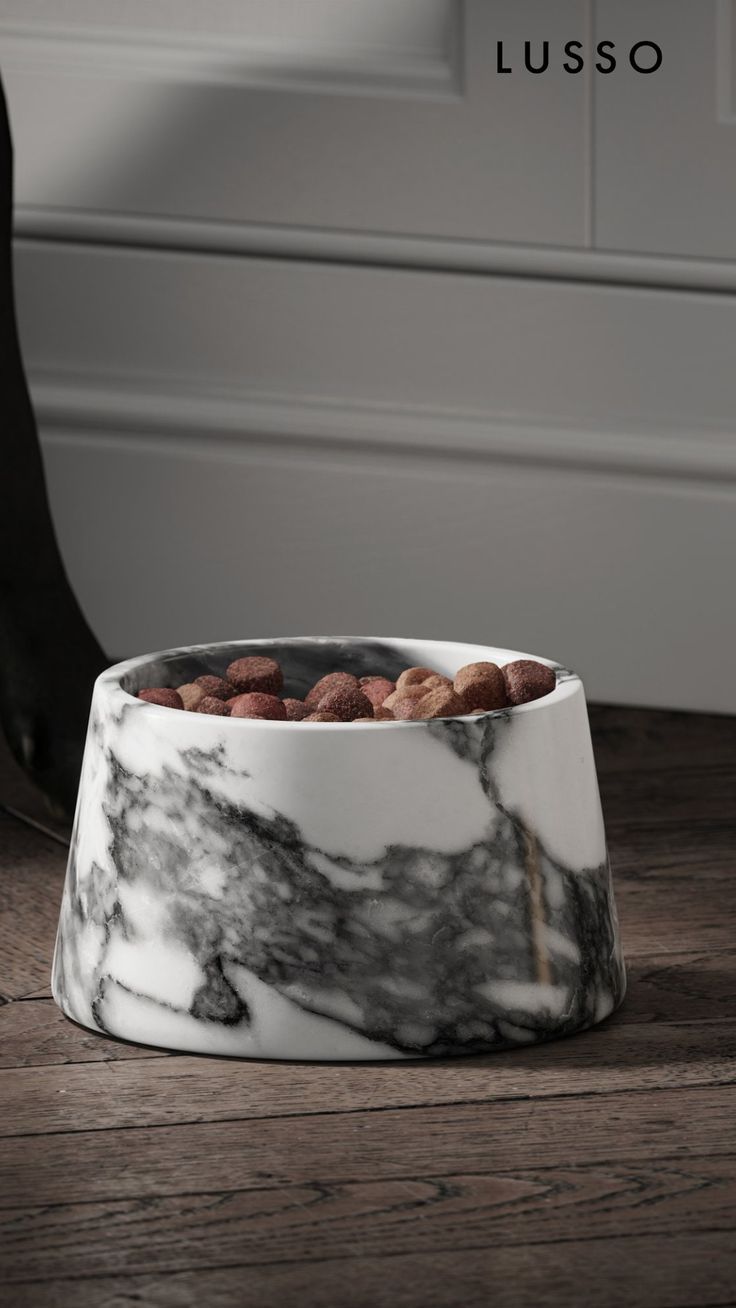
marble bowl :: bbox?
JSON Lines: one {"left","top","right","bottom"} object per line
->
{"left": 52, "top": 637, "right": 625, "bottom": 1060}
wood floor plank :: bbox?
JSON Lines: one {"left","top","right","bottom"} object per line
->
{"left": 614, "top": 876, "right": 735, "bottom": 955}
{"left": 1, "top": 840, "right": 731, "bottom": 1009}
{"left": 5, "top": 1229, "right": 736, "bottom": 1308}
{"left": 589, "top": 704, "right": 736, "bottom": 776}
{"left": 1, "top": 706, "right": 734, "bottom": 1306}
{"left": 2, "top": 818, "right": 731, "bottom": 1009}
{"left": 3, "top": 950, "right": 732, "bottom": 1071}
{"left": 600, "top": 766, "right": 736, "bottom": 826}
{"left": 0, "top": 997, "right": 170, "bottom": 1069}
{"left": 621, "top": 952, "right": 736, "bottom": 1023}
{"left": 610, "top": 823, "right": 736, "bottom": 879}
{"left": 1, "top": 1085, "right": 733, "bottom": 1209}
{"left": 0, "top": 707, "right": 732, "bottom": 1000}
{"left": 2, "top": 1018, "right": 735, "bottom": 1140}
{"left": 0, "top": 812, "right": 65, "bottom": 1001}
{"left": 1, "top": 1153, "right": 735, "bottom": 1286}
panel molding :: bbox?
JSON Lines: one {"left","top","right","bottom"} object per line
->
{"left": 18, "top": 246, "right": 735, "bottom": 714}
{"left": 0, "top": 3, "right": 461, "bottom": 97}
{"left": 2, "top": 3, "right": 588, "bottom": 247}
{"left": 38, "top": 409, "right": 736, "bottom": 714}
{"left": 29, "top": 369, "right": 736, "bottom": 488}
{"left": 15, "top": 239, "right": 736, "bottom": 452}
{"left": 15, "top": 206, "right": 736, "bottom": 293}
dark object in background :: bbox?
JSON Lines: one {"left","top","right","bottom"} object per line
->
{"left": 0, "top": 80, "right": 107, "bottom": 820}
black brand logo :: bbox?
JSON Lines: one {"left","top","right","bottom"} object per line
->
{"left": 496, "top": 40, "right": 663, "bottom": 74}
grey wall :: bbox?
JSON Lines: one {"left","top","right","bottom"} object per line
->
{"left": 3, "top": 0, "right": 736, "bottom": 711}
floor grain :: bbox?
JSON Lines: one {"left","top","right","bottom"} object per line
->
{"left": 1, "top": 705, "right": 734, "bottom": 1307}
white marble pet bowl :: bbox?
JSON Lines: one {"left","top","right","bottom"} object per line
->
{"left": 52, "top": 637, "right": 625, "bottom": 1060}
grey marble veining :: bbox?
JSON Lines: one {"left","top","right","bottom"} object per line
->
{"left": 52, "top": 637, "right": 625, "bottom": 1059}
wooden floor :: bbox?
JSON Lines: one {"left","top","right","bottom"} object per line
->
{"left": 1, "top": 706, "right": 735, "bottom": 1308}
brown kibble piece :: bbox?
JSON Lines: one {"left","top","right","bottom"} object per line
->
{"left": 373, "top": 706, "right": 394, "bottom": 720}
{"left": 226, "top": 656, "right": 283, "bottom": 695}
{"left": 353, "top": 717, "right": 379, "bottom": 723}
{"left": 390, "top": 696, "right": 421, "bottom": 720}
{"left": 195, "top": 674, "right": 235, "bottom": 701}
{"left": 230, "top": 692, "right": 287, "bottom": 720}
{"left": 318, "top": 685, "right": 373, "bottom": 722}
{"left": 196, "top": 696, "right": 231, "bottom": 717}
{"left": 383, "top": 684, "right": 429, "bottom": 711}
{"left": 503, "top": 660, "right": 556, "bottom": 705}
{"left": 177, "top": 683, "right": 206, "bottom": 712}
{"left": 138, "top": 687, "right": 183, "bottom": 710}
{"left": 396, "top": 666, "right": 437, "bottom": 693}
{"left": 421, "top": 674, "right": 452, "bottom": 691}
{"left": 305, "top": 672, "right": 359, "bottom": 710}
{"left": 360, "top": 677, "right": 395, "bottom": 708}
{"left": 409, "top": 688, "right": 467, "bottom": 720}
{"left": 304, "top": 711, "right": 341, "bottom": 722}
{"left": 454, "top": 661, "right": 507, "bottom": 711}
{"left": 283, "top": 698, "right": 309, "bottom": 721}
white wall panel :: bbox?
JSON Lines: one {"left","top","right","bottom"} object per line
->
{"left": 14, "top": 241, "right": 736, "bottom": 442}
{"left": 12, "top": 240, "right": 736, "bottom": 713}
{"left": 5, "top": 2, "right": 736, "bottom": 713}
{"left": 39, "top": 427, "right": 736, "bottom": 714}
{"left": 594, "top": 0, "right": 736, "bottom": 259}
{"left": 2, "top": 0, "right": 590, "bottom": 246}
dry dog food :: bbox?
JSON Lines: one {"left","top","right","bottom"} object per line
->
{"left": 137, "top": 652, "right": 557, "bottom": 721}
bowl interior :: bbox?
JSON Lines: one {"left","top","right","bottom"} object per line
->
{"left": 116, "top": 636, "right": 566, "bottom": 704}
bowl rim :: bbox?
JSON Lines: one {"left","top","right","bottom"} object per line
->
{"left": 97, "top": 636, "right": 581, "bottom": 729}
